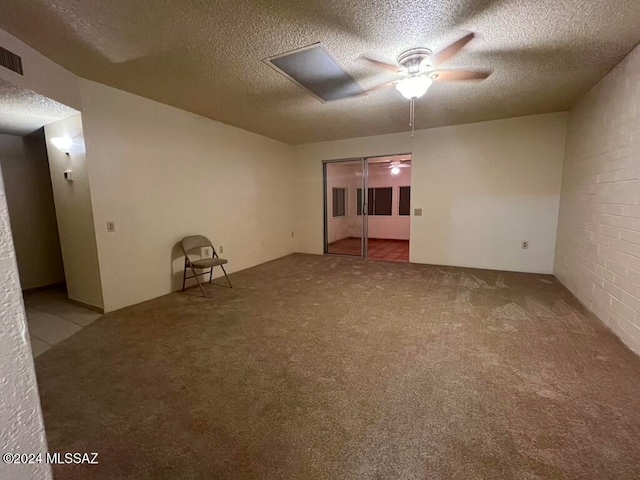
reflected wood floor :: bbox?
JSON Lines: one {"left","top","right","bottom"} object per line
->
{"left": 35, "top": 254, "right": 640, "bottom": 479}
{"left": 328, "top": 237, "right": 409, "bottom": 262}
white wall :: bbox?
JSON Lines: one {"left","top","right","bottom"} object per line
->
{"left": 294, "top": 112, "right": 567, "bottom": 273}
{"left": 555, "top": 45, "right": 640, "bottom": 355}
{"left": 0, "top": 131, "right": 65, "bottom": 290}
{"left": 44, "top": 115, "right": 104, "bottom": 309}
{"left": 79, "top": 80, "right": 296, "bottom": 312}
{"left": 0, "top": 167, "right": 52, "bottom": 480}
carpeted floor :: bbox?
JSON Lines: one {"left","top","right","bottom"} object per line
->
{"left": 35, "top": 254, "right": 640, "bottom": 479}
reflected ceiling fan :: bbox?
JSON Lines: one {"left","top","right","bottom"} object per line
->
{"left": 378, "top": 157, "right": 411, "bottom": 175}
{"left": 361, "top": 32, "right": 491, "bottom": 134}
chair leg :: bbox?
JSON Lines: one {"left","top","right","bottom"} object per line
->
{"left": 209, "top": 267, "right": 214, "bottom": 284}
{"left": 182, "top": 260, "right": 188, "bottom": 292}
{"left": 189, "top": 264, "right": 207, "bottom": 298}
{"left": 220, "top": 265, "right": 232, "bottom": 288}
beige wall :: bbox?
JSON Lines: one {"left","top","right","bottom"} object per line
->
{"left": 44, "top": 115, "right": 104, "bottom": 309}
{"left": 295, "top": 112, "right": 567, "bottom": 274}
{"left": 0, "top": 167, "right": 52, "bottom": 480}
{"left": 0, "top": 131, "right": 65, "bottom": 290}
{"left": 555, "top": 45, "right": 640, "bottom": 355}
{"left": 79, "top": 80, "right": 296, "bottom": 312}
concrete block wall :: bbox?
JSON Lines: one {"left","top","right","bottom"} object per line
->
{"left": 555, "top": 45, "right": 640, "bottom": 355}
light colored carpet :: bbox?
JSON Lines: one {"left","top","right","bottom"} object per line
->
{"left": 35, "top": 254, "right": 640, "bottom": 479}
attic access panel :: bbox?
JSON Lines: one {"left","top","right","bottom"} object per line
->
{"left": 266, "top": 43, "right": 364, "bottom": 102}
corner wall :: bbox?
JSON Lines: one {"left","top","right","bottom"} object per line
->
{"left": 44, "top": 115, "right": 104, "bottom": 309}
{"left": 555, "top": 44, "right": 640, "bottom": 354}
{"left": 295, "top": 112, "right": 567, "bottom": 274}
{"left": 0, "top": 167, "right": 52, "bottom": 480}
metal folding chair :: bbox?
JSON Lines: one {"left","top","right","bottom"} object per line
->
{"left": 180, "top": 235, "right": 232, "bottom": 297}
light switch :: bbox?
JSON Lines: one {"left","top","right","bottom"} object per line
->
{"left": 63, "top": 170, "right": 73, "bottom": 182}
{"left": 414, "top": 208, "right": 423, "bottom": 216}
{"left": 106, "top": 221, "right": 115, "bottom": 233}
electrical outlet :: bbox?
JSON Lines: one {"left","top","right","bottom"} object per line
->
{"left": 414, "top": 208, "right": 423, "bottom": 216}
{"left": 106, "top": 221, "right": 115, "bottom": 233}
{"left": 201, "top": 247, "right": 213, "bottom": 258}
{"left": 219, "top": 246, "right": 224, "bottom": 254}
{"left": 521, "top": 241, "right": 529, "bottom": 250}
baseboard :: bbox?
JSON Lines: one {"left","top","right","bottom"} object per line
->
{"left": 21, "top": 282, "right": 65, "bottom": 295}
{"left": 68, "top": 297, "right": 104, "bottom": 314}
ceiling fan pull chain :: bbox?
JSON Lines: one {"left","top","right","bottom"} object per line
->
{"left": 410, "top": 97, "right": 415, "bottom": 138}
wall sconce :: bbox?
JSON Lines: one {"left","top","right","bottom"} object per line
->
{"left": 51, "top": 135, "right": 72, "bottom": 155}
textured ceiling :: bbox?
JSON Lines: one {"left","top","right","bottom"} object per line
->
{"left": 0, "top": 79, "right": 78, "bottom": 135}
{"left": 1, "top": 0, "right": 639, "bottom": 144}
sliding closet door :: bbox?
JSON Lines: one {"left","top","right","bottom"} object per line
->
{"left": 323, "top": 159, "right": 366, "bottom": 257}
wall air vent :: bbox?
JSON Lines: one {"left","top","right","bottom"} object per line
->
{"left": 265, "top": 43, "right": 364, "bottom": 102}
{"left": 0, "top": 46, "right": 23, "bottom": 75}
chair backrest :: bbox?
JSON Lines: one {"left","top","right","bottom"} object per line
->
{"left": 181, "top": 235, "right": 213, "bottom": 256}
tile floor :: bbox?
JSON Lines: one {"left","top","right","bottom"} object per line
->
{"left": 327, "top": 237, "right": 410, "bottom": 262}
{"left": 23, "top": 285, "right": 103, "bottom": 358}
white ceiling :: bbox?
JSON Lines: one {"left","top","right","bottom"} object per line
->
{"left": 0, "top": 79, "right": 78, "bottom": 136}
{"left": 0, "top": 0, "right": 639, "bottom": 144}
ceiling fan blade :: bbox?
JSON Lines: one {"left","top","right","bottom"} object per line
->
{"left": 362, "top": 57, "right": 402, "bottom": 73}
{"left": 430, "top": 69, "right": 491, "bottom": 82}
{"left": 430, "top": 32, "right": 475, "bottom": 66}
{"left": 349, "top": 81, "right": 396, "bottom": 98}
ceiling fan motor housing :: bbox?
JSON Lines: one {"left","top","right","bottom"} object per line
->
{"left": 397, "top": 48, "right": 432, "bottom": 74}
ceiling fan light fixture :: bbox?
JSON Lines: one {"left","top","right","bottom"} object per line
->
{"left": 391, "top": 166, "right": 401, "bottom": 175}
{"left": 395, "top": 76, "right": 433, "bottom": 100}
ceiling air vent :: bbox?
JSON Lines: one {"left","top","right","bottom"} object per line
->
{"left": 265, "top": 43, "right": 363, "bottom": 102}
{"left": 0, "top": 46, "right": 23, "bottom": 75}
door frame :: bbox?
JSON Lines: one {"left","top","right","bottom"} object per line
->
{"left": 323, "top": 152, "right": 411, "bottom": 258}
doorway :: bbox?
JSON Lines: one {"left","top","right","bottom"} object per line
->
{"left": 323, "top": 154, "right": 411, "bottom": 262}
{"left": 0, "top": 81, "right": 103, "bottom": 357}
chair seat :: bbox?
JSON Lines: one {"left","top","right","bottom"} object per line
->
{"left": 191, "top": 257, "right": 228, "bottom": 268}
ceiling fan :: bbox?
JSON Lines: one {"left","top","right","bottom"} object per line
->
{"left": 361, "top": 32, "right": 491, "bottom": 100}
{"left": 360, "top": 33, "right": 491, "bottom": 135}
